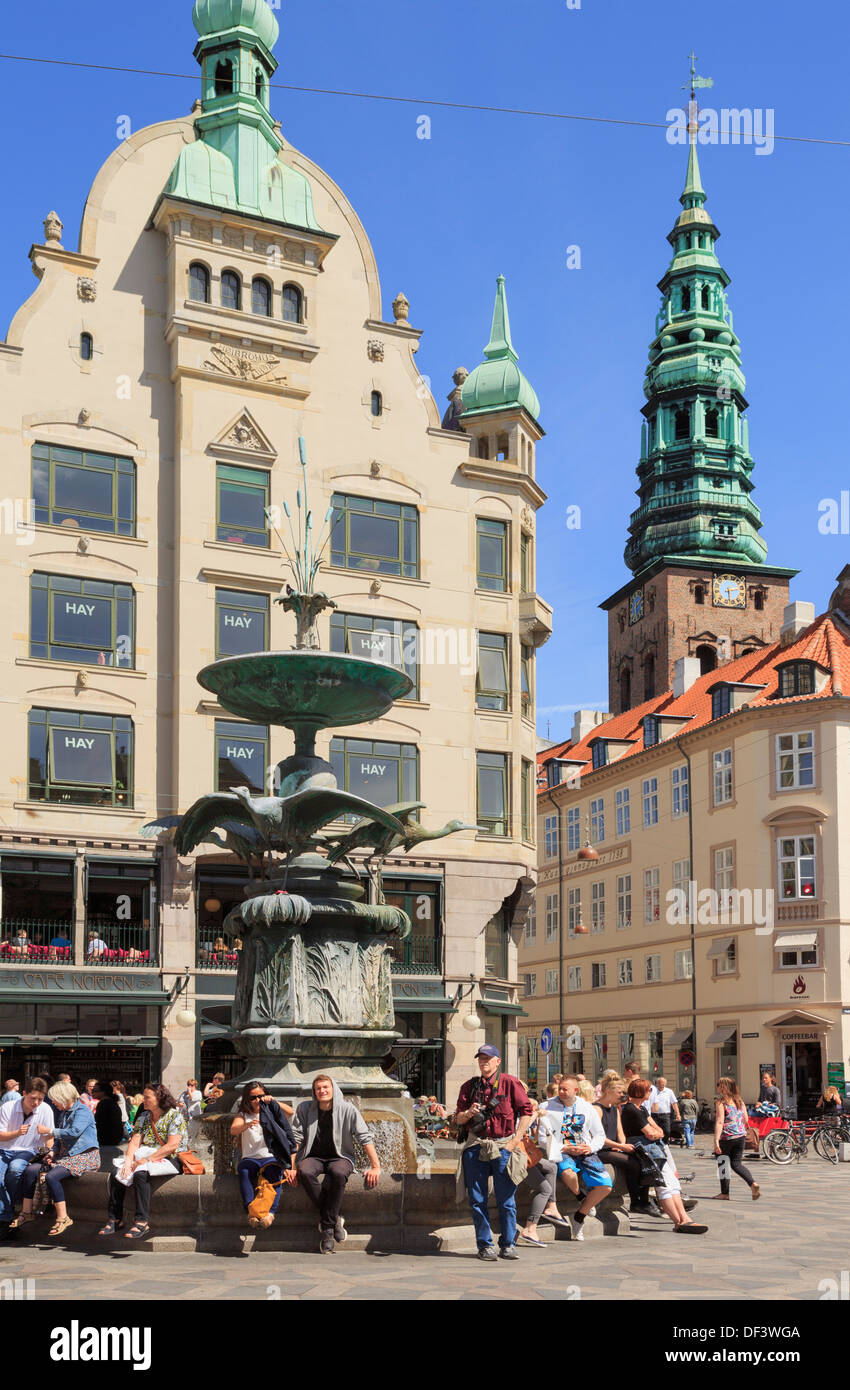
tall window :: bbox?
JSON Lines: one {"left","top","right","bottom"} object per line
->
{"left": 189, "top": 262, "right": 211, "bottom": 303}
{"left": 520, "top": 644, "right": 533, "bottom": 718}
{"left": 713, "top": 748, "right": 733, "bottom": 805}
{"left": 776, "top": 731, "right": 814, "bottom": 790}
{"left": 520, "top": 532, "right": 532, "bottom": 593}
{"left": 28, "top": 709, "right": 133, "bottom": 807}
{"left": 331, "top": 738, "right": 419, "bottom": 809}
{"left": 476, "top": 633, "right": 509, "bottom": 710}
{"left": 590, "top": 797, "right": 604, "bottom": 844}
{"left": 32, "top": 443, "right": 135, "bottom": 536}
{"left": 525, "top": 899, "right": 536, "bottom": 943}
{"left": 618, "top": 958, "right": 633, "bottom": 987}
{"left": 252, "top": 277, "right": 272, "bottom": 316}
{"left": 523, "top": 973, "right": 537, "bottom": 997}
{"left": 591, "top": 962, "right": 607, "bottom": 989}
{"left": 220, "top": 270, "right": 242, "bottom": 311}
{"left": 215, "top": 720, "right": 269, "bottom": 794}
{"left": 566, "top": 966, "right": 580, "bottom": 993}
{"left": 567, "top": 806, "right": 580, "bottom": 852}
{"left": 484, "top": 909, "right": 508, "bottom": 978}
{"left": 643, "top": 654, "right": 655, "bottom": 700}
{"left": 545, "top": 893, "right": 559, "bottom": 942}
{"left": 705, "top": 407, "right": 719, "bottom": 437}
{"left": 712, "top": 686, "right": 731, "bottom": 720}
{"left": 371, "top": 391, "right": 383, "bottom": 418}
{"left": 616, "top": 875, "right": 632, "bottom": 929}
{"left": 591, "top": 741, "right": 609, "bottom": 771}
{"left": 282, "top": 284, "right": 303, "bottom": 323}
{"left": 215, "top": 589, "right": 269, "bottom": 659}
{"left": 216, "top": 464, "right": 270, "bottom": 547}
{"left": 567, "top": 887, "right": 581, "bottom": 937}
{"left": 714, "top": 846, "right": 735, "bottom": 912}
{"left": 331, "top": 494, "right": 419, "bottom": 578}
{"left": 645, "top": 954, "right": 662, "bottom": 983}
{"left": 544, "top": 814, "right": 558, "bottom": 860}
{"left": 673, "top": 857, "right": 691, "bottom": 907}
{"left": 590, "top": 881, "right": 605, "bottom": 933}
{"left": 80, "top": 332, "right": 94, "bottom": 362}
{"left": 330, "top": 612, "right": 418, "bottom": 699}
{"left": 714, "top": 940, "right": 737, "bottom": 977}
{"left": 476, "top": 752, "right": 508, "bottom": 836}
{"left": 778, "top": 836, "right": 816, "bottom": 900}
{"left": 674, "top": 408, "right": 690, "bottom": 439}
{"left": 671, "top": 764, "right": 689, "bottom": 818}
{"left": 521, "top": 760, "right": 533, "bottom": 843}
{"left": 30, "top": 574, "right": 134, "bottom": 668}
{"left": 644, "top": 867, "right": 660, "bottom": 924}
{"left": 214, "top": 58, "right": 234, "bottom": 95}
{"left": 476, "top": 518, "right": 508, "bottom": 592}
{"left": 616, "top": 787, "right": 630, "bottom": 836}
{"left": 675, "top": 948, "right": 693, "bottom": 980}
{"left": 642, "top": 776, "right": 659, "bottom": 827}
{"left": 643, "top": 715, "right": 658, "bottom": 748}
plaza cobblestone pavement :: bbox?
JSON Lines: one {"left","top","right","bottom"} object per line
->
{"left": 2, "top": 1147, "right": 847, "bottom": 1302}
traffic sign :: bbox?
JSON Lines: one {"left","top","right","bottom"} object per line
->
{"left": 540, "top": 1028, "right": 553, "bottom": 1054}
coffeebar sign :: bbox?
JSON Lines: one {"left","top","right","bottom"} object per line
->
{"left": 0, "top": 970, "right": 157, "bottom": 995}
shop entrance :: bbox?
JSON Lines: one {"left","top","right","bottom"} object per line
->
{"left": 782, "top": 1040, "right": 822, "bottom": 1118}
{"left": 0, "top": 1046, "right": 158, "bottom": 1096}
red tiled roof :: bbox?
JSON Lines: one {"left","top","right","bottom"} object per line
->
{"left": 537, "top": 608, "right": 850, "bottom": 789}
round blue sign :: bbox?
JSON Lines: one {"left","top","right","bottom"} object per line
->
{"left": 540, "top": 1028, "right": 553, "bottom": 1054}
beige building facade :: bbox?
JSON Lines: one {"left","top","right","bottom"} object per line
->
{"left": 0, "top": 2, "right": 548, "bottom": 1105}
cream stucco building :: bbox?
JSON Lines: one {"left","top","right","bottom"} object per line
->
{"left": 0, "top": 0, "right": 549, "bottom": 1105}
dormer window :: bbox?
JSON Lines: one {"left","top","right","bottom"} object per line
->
{"left": 643, "top": 715, "right": 658, "bottom": 748}
{"left": 591, "top": 740, "right": 609, "bottom": 771}
{"left": 777, "top": 662, "right": 815, "bottom": 698}
{"left": 215, "top": 59, "right": 234, "bottom": 97}
{"left": 712, "top": 685, "right": 731, "bottom": 719}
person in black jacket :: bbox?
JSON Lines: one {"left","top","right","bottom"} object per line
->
{"left": 92, "top": 1080, "right": 125, "bottom": 1148}
{"left": 230, "top": 1083, "right": 296, "bottom": 1229}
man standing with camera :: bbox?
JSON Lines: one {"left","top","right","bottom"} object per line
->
{"left": 455, "top": 1043, "right": 534, "bottom": 1262}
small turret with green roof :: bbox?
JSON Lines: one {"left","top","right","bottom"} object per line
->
{"left": 461, "top": 276, "right": 541, "bottom": 422}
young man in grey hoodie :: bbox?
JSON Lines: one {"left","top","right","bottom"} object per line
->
{"left": 290, "top": 1074, "right": 381, "bottom": 1254}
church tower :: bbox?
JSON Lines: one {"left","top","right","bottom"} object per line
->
{"left": 602, "top": 115, "right": 795, "bottom": 714}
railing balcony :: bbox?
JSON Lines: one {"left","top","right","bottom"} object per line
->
{"left": 0, "top": 918, "right": 73, "bottom": 964}
{"left": 84, "top": 916, "right": 158, "bottom": 967}
{"left": 389, "top": 935, "right": 442, "bottom": 976}
{"left": 196, "top": 941, "right": 242, "bottom": 972}
{"left": 776, "top": 902, "right": 820, "bottom": 922}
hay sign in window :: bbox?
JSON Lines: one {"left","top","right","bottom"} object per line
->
{"left": 216, "top": 721, "right": 269, "bottom": 794}
{"left": 216, "top": 590, "right": 269, "bottom": 658}
{"left": 29, "top": 709, "right": 133, "bottom": 806}
{"left": 330, "top": 612, "right": 418, "bottom": 699}
{"left": 330, "top": 738, "right": 419, "bottom": 808}
{"left": 31, "top": 574, "right": 134, "bottom": 667}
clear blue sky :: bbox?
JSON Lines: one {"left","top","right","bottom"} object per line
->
{"left": 2, "top": 0, "right": 848, "bottom": 739}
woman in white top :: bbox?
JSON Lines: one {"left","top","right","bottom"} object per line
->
{"left": 231, "top": 1082, "right": 297, "bottom": 1229}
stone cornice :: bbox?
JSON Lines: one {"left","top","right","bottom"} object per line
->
{"left": 458, "top": 460, "right": 547, "bottom": 509}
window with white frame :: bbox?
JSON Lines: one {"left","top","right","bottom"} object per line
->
{"left": 523, "top": 972, "right": 537, "bottom": 996}
{"left": 591, "top": 961, "right": 607, "bottom": 989}
{"left": 673, "top": 858, "right": 691, "bottom": 897}
{"left": 590, "top": 797, "right": 605, "bottom": 844}
{"left": 545, "top": 892, "right": 559, "bottom": 941}
{"left": 567, "top": 806, "right": 580, "bottom": 851}
{"left": 645, "top": 953, "right": 662, "bottom": 983}
{"left": 714, "top": 845, "right": 735, "bottom": 912}
{"left": 591, "top": 881, "right": 605, "bottom": 933}
{"left": 776, "top": 731, "right": 814, "bottom": 791}
{"left": 546, "top": 968, "right": 560, "bottom": 994}
{"left": 525, "top": 898, "right": 536, "bottom": 942}
{"left": 566, "top": 966, "right": 581, "bottom": 992}
{"left": 567, "top": 887, "right": 581, "bottom": 936}
{"left": 616, "top": 786, "right": 630, "bottom": 836}
{"left": 674, "top": 947, "right": 693, "bottom": 980}
{"left": 642, "top": 776, "right": 659, "bottom": 827}
{"left": 644, "top": 866, "right": 660, "bottom": 923}
{"left": 618, "top": 957, "right": 633, "bottom": 986}
{"left": 544, "top": 813, "right": 559, "bottom": 858}
{"left": 777, "top": 939, "right": 818, "bottom": 969}
{"left": 713, "top": 748, "right": 733, "bottom": 805}
{"left": 671, "top": 764, "right": 689, "bottom": 817}
{"left": 617, "top": 874, "right": 632, "bottom": 929}
{"left": 778, "top": 836, "right": 816, "bottom": 900}
{"left": 713, "top": 939, "right": 737, "bottom": 976}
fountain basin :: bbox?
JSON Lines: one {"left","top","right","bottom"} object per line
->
{"left": 198, "top": 649, "right": 412, "bottom": 729}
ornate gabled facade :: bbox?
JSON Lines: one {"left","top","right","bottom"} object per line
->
{"left": 603, "top": 135, "right": 795, "bottom": 714}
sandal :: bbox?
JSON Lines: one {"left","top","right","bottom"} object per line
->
{"left": 48, "top": 1216, "right": 73, "bottom": 1237}
{"left": 125, "top": 1222, "right": 150, "bottom": 1240}
{"left": 98, "top": 1220, "right": 125, "bottom": 1236}
{"left": 9, "top": 1212, "right": 35, "bottom": 1230}
{"left": 259, "top": 1214, "right": 275, "bottom": 1229}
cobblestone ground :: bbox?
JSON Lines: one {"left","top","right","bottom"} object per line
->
{"left": 2, "top": 1147, "right": 846, "bottom": 1301}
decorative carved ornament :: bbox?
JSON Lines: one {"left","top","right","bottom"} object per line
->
{"left": 369, "top": 580, "right": 382, "bottom": 595}
{"left": 77, "top": 277, "right": 97, "bottom": 303}
{"left": 203, "top": 343, "right": 289, "bottom": 386}
{"left": 226, "top": 419, "right": 264, "bottom": 451}
{"left": 78, "top": 409, "right": 92, "bottom": 426}
{"left": 367, "top": 339, "right": 385, "bottom": 362}
{"left": 370, "top": 459, "right": 381, "bottom": 478}
{"left": 392, "top": 292, "right": 410, "bottom": 325}
{"left": 521, "top": 505, "right": 534, "bottom": 529}
{"left": 43, "top": 211, "right": 63, "bottom": 246}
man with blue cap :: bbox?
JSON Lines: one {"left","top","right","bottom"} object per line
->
{"left": 454, "top": 1043, "right": 534, "bottom": 1261}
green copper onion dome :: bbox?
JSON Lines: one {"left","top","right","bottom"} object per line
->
{"left": 461, "top": 276, "right": 541, "bottom": 422}
{"left": 193, "top": 0, "right": 279, "bottom": 51}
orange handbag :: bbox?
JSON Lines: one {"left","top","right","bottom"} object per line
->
{"left": 178, "top": 1150, "right": 205, "bottom": 1175}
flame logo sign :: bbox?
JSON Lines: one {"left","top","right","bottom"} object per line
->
{"left": 792, "top": 975, "right": 806, "bottom": 995}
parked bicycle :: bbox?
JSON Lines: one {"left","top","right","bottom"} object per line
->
{"left": 763, "top": 1113, "right": 841, "bottom": 1165}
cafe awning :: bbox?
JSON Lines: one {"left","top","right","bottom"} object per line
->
{"left": 706, "top": 938, "right": 735, "bottom": 959}
{"left": 773, "top": 932, "right": 818, "bottom": 950}
{"left": 479, "top": 999, "right": 527, "bottom": 1017}
{"left": 705, "top": 1024, "right": 737, "bottom": 1046}
{"left": 667, "top": 1027, "right": 693, "bottom": 1048}
{"left": 394, "top": 996, "right": 456, "bottom": 1014}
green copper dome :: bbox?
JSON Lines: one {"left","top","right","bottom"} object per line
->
{"left": 461, "top": 276, "right": 541, "bottom": 422}
{"left": 193, "top": 0, "right": 279, "bottom": 51}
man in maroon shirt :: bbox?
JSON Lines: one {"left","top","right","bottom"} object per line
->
{"left": 455, "top": 1044, "right": 534, "bottom": 1261}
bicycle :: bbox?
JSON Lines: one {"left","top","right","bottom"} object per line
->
{"left": 764, "top": 1115, "right": 840, "bottom": 1165}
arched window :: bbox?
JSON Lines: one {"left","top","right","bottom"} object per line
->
{"left": 694, "top": 584, "right": 705, "bottom": 606}
{"left": 371, "top": 390, "right": 383, "bottom": 418}
{"left": 674, "top": 408, "right": 690, "bottom": 440}
{"left": 701, "top": 285, "right": 711, "bottom": 310}
{"left": 189, "top": 262, "right": 211, "bottom": 304}
{"left": 620, "top": 667, "right": 631, "bottom": 710}
{"left": 220, "top": 271, "right": 242, "bottom": 311}
{"left": 282, "top": 284, "right": 303, "bottom": 324}
{"left": 255, "top": 70, "right": 265, "bottom": 101}
{"left": 643, "top": 654, "right": 655, "bottom": 701}
{"left": 681, "top": 286, "right": 691, "bottom": 312}
{"left": 215, "top": 59, "right": 234, "bottom": 97}
{"left": 705, "top": 407, "right": 719, "bottom": 438}
{"left": 80, "top": 333, "right": 93, "bottom": 362}
{"left": 252, "top": 277, "right": 272, "bottom": 317}
{"left": 696, "top": 644, "right": 717, "bottom": 675}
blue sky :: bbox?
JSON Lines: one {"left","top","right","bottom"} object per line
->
{"left": 2, "top": 0, "right": 848, "bottom": 739}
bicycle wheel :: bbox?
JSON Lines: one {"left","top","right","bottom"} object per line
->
{"left": 764, "top": 1129, "right": 793, "bottom": 1164}
{"left": 814, "top": 1128, "right": 839, "bottom": 1164}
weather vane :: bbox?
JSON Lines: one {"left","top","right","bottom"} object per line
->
{"left": 682, "top": 49, "right": 713, "bottom": 137}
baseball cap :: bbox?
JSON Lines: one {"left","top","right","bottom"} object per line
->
{"left": 474, "top": 1044, "right": 501, "bottom": 1059}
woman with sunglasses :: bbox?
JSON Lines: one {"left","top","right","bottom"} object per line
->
{"left": 231, "top": 1083, "right": 297, "bottom": 1229}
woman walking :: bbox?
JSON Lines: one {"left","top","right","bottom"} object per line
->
{"left": 13, "top": 1081, "right": 99, "bottom": 1237}
{"left": 231, "top": 1082, "right": 297, "bottom": 1229}
{"left": 713, "top": 1077, "right": 759, "bottom": 1202}
{"left": 99, "top": 1083, "right": 188, "bottom": 1239}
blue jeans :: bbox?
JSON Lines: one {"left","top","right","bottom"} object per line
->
{"left": 238, "top": 1157, "right": 284, "bottom": 1215}
{"left": 682, "top": 1121, "right": 696, "bottom": 1148}
{"left": 0, "top": 1150, "right": 39, "bottom": 1222}
{"left": 462, "top": 1145, "right": 517, "bottom": 1250}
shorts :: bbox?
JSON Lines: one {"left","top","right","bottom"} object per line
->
{"left": 557, "top": 1153, "right": 613, "bottom": 1190}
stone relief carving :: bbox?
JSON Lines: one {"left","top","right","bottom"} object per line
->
{"left": 203, "top": 343, "right": 289, "bottom": 386}
{"left": 370, "top": 459, "right": 381, "bottom": 477}
{"left": 521, "top": 505, "right": 535, "bottom": 529}
{"left": 367, "top": 339, "right": 385, "bottom": 362}
{"left": 223, "top": 417, "right": 265, "bottom": 451}
{"left": 238, "top": 927, "right": 397, "bottom": 1032}
{"left": 77, "top": 277, "right": 97, "bottom": 303}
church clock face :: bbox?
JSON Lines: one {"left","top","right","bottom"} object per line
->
{"left": 713, "top": 574, "right": 746, "bottom": 608}
{"left": 629, "top": 589, "right": 644, "bottom": 624}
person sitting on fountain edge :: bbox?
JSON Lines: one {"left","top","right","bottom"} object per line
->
{"left": 290, "top": 1075, "right": 380, "bottom": 1254}
{"left": 231, "top": 1082, "right": 297, "bottom": 1230}
{"left": 455, "top": 1043, "right": 534, "bottom": 1261}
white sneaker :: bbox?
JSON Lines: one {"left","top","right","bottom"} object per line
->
{"left": 570, "top": 1215, "right": 585, "bottom": 1242}
{"left": 334, "top": 1216, "right": 347, "bottom": 1244}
